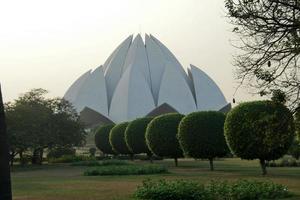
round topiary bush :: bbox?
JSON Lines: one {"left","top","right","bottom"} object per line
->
{"left": 146, "top": 113, "right": 184, "bottom": 166}
{"left": 94, "top": 124, "right": 115, "bottom": 155}
{"left": 109, "top": 122, "right": 132, "bottom": 155}
{"left": 224, "top": 100, "right": 295, "bottom": 175}
{"left": 125, "top": 117, "right": 153, "bottom": 158}
{"left": 178, "top": 111, "right": 228, "bottom": 171}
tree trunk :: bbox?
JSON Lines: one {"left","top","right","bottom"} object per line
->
{"left": 174, "top": 158, "right": 178, "bottom": 167}
{"left": 147, "top": 153, "right": 153, "bottom": 163}
{"left": 260, "top": 159, "right": 267, "bottom": 175}
{"left": 32, "top": 148, "right": 42, "bottom": 165}
{"left": 130, "top": 154, "right": 134, "bottom": 161}
{"left": 19, "top": 151, "right": 24, "bottom": 165}
{"left": 209, "top": 158, "right": 214, "bottom": 171}
{"left": 31, "top": 149, "right": 37, "bottom": 164}
{"left": 9, "top": 151, "right": 15, "bottom": 168}
{"left": 0, "top": 85, "right": 12, "bottom": 200}
{"left": 10, "top": 159, "right": 14, "bottom": 168}
{"left": 39, "top": 148, "right": 44, "bottom": 165}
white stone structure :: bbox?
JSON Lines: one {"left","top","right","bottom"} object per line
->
{"left": 64, "top": 34, "right": 230, "bottom": 125}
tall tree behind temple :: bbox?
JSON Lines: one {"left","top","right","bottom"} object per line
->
{"left": 0, "top": 85, "right": 12, "bottom": 200}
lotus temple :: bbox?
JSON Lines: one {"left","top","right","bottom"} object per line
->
{"left": 64, "top": 34, "right": 230, "bottom": 127}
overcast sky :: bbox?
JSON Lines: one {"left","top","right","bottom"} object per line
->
{"left": 0, "top": 0, "right": 259, "bottom": 103}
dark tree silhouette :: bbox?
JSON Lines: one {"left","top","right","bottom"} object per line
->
{"left": 0, "top": 85, "right": 12, "bottom": 200}
{"left": 225, "top": 0, "right": 300, "bottom": 109}
{"left": 5, "top": 89, "right": 86, "bottom": 165}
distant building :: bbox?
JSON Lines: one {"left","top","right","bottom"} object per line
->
{"left": 64, "top": 34, "right": 230, "bottom": 127}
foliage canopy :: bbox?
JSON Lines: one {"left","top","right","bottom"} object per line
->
{"left": 224, "top": 100, "right": 295, "bottom": 174}
{"left": 109, "top": 122, "right": 131, "bottom": 155}
{"left": 95, "top": 124, "right": 115, "bottom": 155}
{"left": 125, "top": 117, "right": 153, "bottom": 155}
{"left": 146, "top": 113, "right": 184, "bottom": 166}
{"left": 178, "top": 111, "right": 228, "bottom": 170}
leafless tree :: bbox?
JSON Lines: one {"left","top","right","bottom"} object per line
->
{"left": 225, "top": 0, "right": 300, "bottom": 110}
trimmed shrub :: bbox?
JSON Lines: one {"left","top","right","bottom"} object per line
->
{"left": 48, "top": 155, "right": 95, "bottom": 163}
{"left": 84, "top": 164, "right": 167, "bottom": 176}
{"left": 178, "top": 111, "right": 228, "bottom": 171}
{"left": 71, "top": 159, "right": 130, "bottom": 166}
{"left": 138, "top": 155, "right": 163, "bottom": 161}
{"left": 207, "top": 179, "right": 291, "bottom": 200}
{"left": 224, "top": 101, "right": 295, "bottom": 175}
{"left": 134, "top": 179, "right": 208, "bottom": 200}
{"left": 125, "top": 117, "right": 153, "bottom": 157}
{"left": 134, "top": 179, "right": 291, "bottom": 200}
{"left": 47, "top": 147, "right": 75, "bottom": 159}
{"left": 94, "top": 124, "right": 115, "bottom": 155}
{"left": 109, "top": 122, "right": 132, "bottom": 155}
{"left": 146, "top": 113, "right": 184, "bottom": 166}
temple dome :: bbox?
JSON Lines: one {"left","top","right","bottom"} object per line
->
{"left": 64, "top": 34, "right": 229, "bottom": 126}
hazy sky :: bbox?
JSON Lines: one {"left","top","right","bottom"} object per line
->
{"left": 0, "top": 0, "right": 258, "bottom": 103}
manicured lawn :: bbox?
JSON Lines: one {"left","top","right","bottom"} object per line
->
{"left": 12, "top": 158, "right": 300, "bottom": 200}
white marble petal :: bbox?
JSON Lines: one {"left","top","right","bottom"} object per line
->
{"left": 122, "top": 34, "right": 151, "bottom": 86}
{"left": 104, "top": 35, "right": 133, "bottom": 108}
{"left": 189, "top": 64, "right": 227, "bottom": 111}
{"left": 109, "top": 65, "right": 155, "bottom": 123}
{"left": 72, "top": 66, "right": 109, "bottom": 116}
{"left": 64, "top": 70, "right": 91, "bottom": 103}
{"left": 145, "top": 34, "right": 167, "bottom": 105}
{"left": 158, "top": 62, "right": 197, "bottom": 114}
{"left": 150, "top": 35, "right": 194, "bottom": 98}
{"left": 102, "top": 46, "right": 119, "bottom": 73}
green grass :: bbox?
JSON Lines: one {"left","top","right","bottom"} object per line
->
{"left": 11, "top": 158, "right": 300, "bottom": 200}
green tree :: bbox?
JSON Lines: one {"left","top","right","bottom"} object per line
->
{"left": 48, "top": 98, "right": 86, "bottom": 149}
{"left": 5, "top": 89, "right": 86, "bottom": 165}
{"left": 109, "top": 122, "right": 132, "bottom": 155}
{"left": 125, "top": 117, "right": 153, "bottom": 161}
{"left": 225, "top": 0, "right": 300, "bottom": 109}
{"left": 0, "top": 86, "right": 12, "bottom": 200}
{"left": 146, "top": 113, "right": 184, "bottom": 166}
{"left": 14, "top": 89, "right": 52, "bottom": 164}
{"left": 5, "top": 102, "right": 31, "bottom": 165}
{"left": 178, "top": 111, "right": 228, "bottom": 171}
{"left": 95, "top": 124, "right": 115, "bottom": 155}
{"left": 224, "top": 101, "right": 295, "bottom": 175}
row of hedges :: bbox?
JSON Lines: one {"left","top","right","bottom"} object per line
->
{"left": 134, "top": 179, "right": 292, "bottom": 200}
{"left": 84, "top": 164, "right": 167, "bottom": 176}
{"left": 94, "top": 113, "right": 185, "bottom": 166}
{"left": 95, "top": 100, "right": 298, "bottom": 174}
